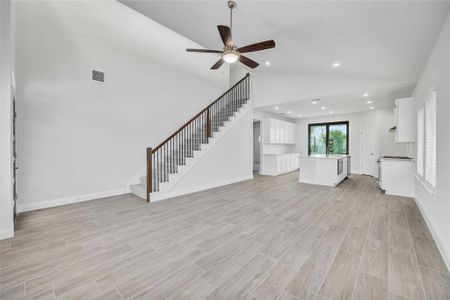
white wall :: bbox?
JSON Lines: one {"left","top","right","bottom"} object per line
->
{"left": 295, "top": 108, "right": 408, "bottom": 174}
{"left": 230, "top": 64, "right": 249, "bottom": 86}
{"left": 166, "top": 108, "right": 253, "bottom": 195}
{"left": 15, "top": 1, "right": 229, "bottom": 211}
{"left": 376, "top": 108, "right": 413, "bottom": 157}
{"left": 0, "top": 0, "right": 15, "bottom": 239}
{"left": 413, "top": 13, "right": 450, "bottom": 269}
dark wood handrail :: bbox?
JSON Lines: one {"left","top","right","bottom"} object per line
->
{"left": 146, "top": 73, "right": 250, "bottom": 202}
{"left": 152, "top": 73, "right": 250, "bottom": 153}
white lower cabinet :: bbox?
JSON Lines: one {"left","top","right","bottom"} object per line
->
{"left": 380, "top": 159, "right": 414, "bottom": 197}
{"left": 262, "top": 153, "right": 299, "bottom": 176}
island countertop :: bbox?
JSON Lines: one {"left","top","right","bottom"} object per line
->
{"left": 300, "top": 154, "right": 351, "bottom": 160}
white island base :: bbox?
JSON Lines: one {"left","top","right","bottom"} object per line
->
{"left": 299, "top": 155, "right": 350, "bottom": 187}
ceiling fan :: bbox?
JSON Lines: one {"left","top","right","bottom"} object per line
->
{"left": 186, "top": 0, "right": 276, "bottom": 70}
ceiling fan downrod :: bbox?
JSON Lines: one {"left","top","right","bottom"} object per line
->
{"left": 185, "top": 0, "right": 275, "bottom": 70}
{"left": 228, "top": 0, "right": 236, "bottom": 34}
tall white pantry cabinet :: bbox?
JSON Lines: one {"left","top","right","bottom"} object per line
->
{"left": 261, "top": 118, "right": 299, "bottom": 176}
{"left": 394, "top": 97, "right": 415, "bottom": 143}
{"left": 263, "top": 118, "right": 297, "bottom": 144}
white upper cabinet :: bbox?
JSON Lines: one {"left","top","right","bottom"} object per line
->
{"left": 395, "top": 97, "right": 415, "bottom": 143}
{"left": 263, "top": 118, "right": 296, "bottom": 144}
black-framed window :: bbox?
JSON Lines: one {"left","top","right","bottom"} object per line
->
{"left": 308, "top": 121, "right": 349, "bottom": 155}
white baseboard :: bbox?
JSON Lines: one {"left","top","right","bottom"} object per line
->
{"left": 350, "top": 171, "right": 363, "bottom": 175}
{"left": 260, "top": 169, "right": 299, "bottom": 176}
{"left": 0, "top": 227, "right": 14, "bottom": 240}
{"left": 414, "top": 197, "right": 450, "bottom": 273}
{"left": 151, "top": 174, "right": 254, "bottom": 202}
{"left": 17, "top": 188, "right": 129, "bottom": 213}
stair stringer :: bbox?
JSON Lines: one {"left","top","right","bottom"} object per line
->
{"left": 151, "top": 103, "right": 253, "bottom": 201}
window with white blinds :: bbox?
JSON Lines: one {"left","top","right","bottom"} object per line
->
{"left": 425, "top": 89, "right": 436, "bottom": 187}
{"left": 417, "top": 107, "right": 424, "bottom": 176}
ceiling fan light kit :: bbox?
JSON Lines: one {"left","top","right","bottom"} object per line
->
{"left": 186, "top": 0, "right": 275, "bottom": 70}
{"left": 222, "top": 48, "right": 239, "bottom": 63}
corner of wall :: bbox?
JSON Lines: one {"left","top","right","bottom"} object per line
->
{"left": 0, "top": 0, "right": 15, "bottom": 240}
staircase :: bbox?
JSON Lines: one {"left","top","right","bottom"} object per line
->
{"left": 130, "top": 73, "right": 251, "bottom": 202}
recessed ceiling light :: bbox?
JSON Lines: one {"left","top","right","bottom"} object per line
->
{"left": 274, "top": 106, "right": 279, "bottom": 110}
{"left": 367, "top": 100, "right": 373, "bottom": 104}
{"left": 329, "top": 110, "right": 333, "bottom": 114}
{"left": 298, "top": 114, "right": 302, "bottom": 118}
{"left": 332, "top": 62, "right": 341, "bottom": 67}
{"left": 287, "top": 111, "right": 292, "bottom": 114}
{"left": 321, "top": 106, "right": 326, "bottom": 110}
{"left": 265, "top": 61, "right": 271, "bottom": 66}
{"left": 363, "top": 93, "right": 369, "bottom": 97}
{"left": 369, "top": 106, "right": 374, "bottom": 110}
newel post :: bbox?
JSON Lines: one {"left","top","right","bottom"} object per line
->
{"left": 146, "top": 147, "right": 152, "bottom": 203}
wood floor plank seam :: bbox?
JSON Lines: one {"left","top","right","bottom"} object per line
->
{"left": 1, "top": 173, "right": 448, "bottom": 299}
{"left": 402, "top": 200, "right": 428, "bottom": 300}
{"left": 350, "top": 182, "right": 375, "bottom": 300}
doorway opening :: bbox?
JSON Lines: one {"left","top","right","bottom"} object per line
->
{"left": 253, "top": 120, "right": 261, "bottom": 174}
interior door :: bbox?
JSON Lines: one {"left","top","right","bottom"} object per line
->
{"left": 360, "top": 126, "right": 377, "bottom": 176}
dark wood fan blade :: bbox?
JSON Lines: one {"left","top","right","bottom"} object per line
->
{"left": 186, "top": 48, "right": 222, "bottom": 54}
{"left": 239, "top": 55, "right": 259, "bottom": 69}
{"left": 238, "top": 40, "right": 276, "bottom": 53}
{"left": 211, "top": 58, "right": 225, "bottom": 70}
{"left": 217, "top": 25, "right": 233, "bottom": 47}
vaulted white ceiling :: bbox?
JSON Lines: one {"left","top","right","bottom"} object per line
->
{"left": 120, "top": 0, "right": 449, "bottom": 117}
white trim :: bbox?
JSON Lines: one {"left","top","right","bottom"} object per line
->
{"left": 415, "top": 174, "right": 435, "bottom": 196}
{"left": 151, "top": 175, "right": 254, "bottom": 202}
{"left": 260, "top": 169, "right": 299, "bottom": 176}
{"left": 414, "top": 197, "right": 450, "bottom": 272}
{"left": 17, "top": 188, "right": 128, "bottom": 213}
{"left": 350, "top": 171, "right": 363, "bottom": 175}
{"left": 0, "top": 227, "right": 14, "bottom": 240}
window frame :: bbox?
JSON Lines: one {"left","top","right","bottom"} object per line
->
{"left": 308, "top": 121, "right": 349, "bottom": 155}
{"left": 424, "top": 88, "right": 437, "bottom": 189}
{"left": 416, "top": 87, "right": 437, "bottom": 194}
{"left": 416, "top": 106, "right": 425, "bottom": 177}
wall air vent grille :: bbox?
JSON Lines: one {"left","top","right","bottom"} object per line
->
{"left": 92, "top": 70, "right": 104, "bottom": 82}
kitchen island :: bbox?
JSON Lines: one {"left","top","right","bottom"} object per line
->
{"left": 299, "top": 154, "right": 351, "bottom": 186}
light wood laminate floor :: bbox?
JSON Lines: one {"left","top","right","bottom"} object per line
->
{"left": 1, "top": 173, "right": 449, "bottom": 299}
